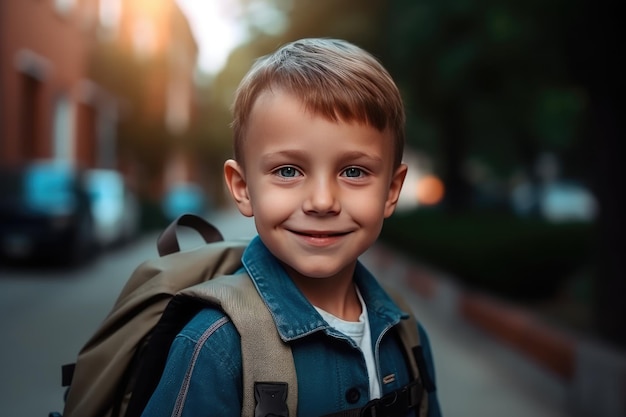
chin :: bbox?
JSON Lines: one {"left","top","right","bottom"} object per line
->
{"left": 292, "top": 262, "right": 352, "bottom": 281}
{"left": 299, "top": 271, "right": 338, "bottom": 280}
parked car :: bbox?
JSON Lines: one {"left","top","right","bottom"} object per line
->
{"left": 0, "top": 160, "right": 98, "bottom": 265}
{"left": 539, "top": 180, "right": 598, "bottom": 223}
{"left": 510, "top": 179, "right": 598, "bottom": 222}
{"left": 161, "top": 182, "right": 207, "bottom": 222}
{"left": 85, "top": 169, "right": 140, "bottom": 248}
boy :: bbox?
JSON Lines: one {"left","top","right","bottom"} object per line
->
{"left": 141, "top": 38, "right": 441, "bottom": 417}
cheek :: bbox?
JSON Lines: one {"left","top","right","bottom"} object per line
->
{"left": 342, "top": 188, "right": 388, "bottom": 222}
{"left": 248, "top": 183, "right": 298, "bottom": 216}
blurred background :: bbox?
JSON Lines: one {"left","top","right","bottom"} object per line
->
{"left": 0, "top": 0, "right": 623, "bottom": 416}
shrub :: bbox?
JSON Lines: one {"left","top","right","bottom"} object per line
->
{"left": 379, "top": 209, "right": 594, "bottom": 301}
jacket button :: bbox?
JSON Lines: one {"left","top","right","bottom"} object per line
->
{"left": 345, "top": 387, "right": 360, "bottom": 404}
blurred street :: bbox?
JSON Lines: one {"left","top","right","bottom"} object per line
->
{"left": 2, "top": 1, "right": 623, "bottom": 415}
{"left": 0, "top": 208, "right": 574, "bottom": 417}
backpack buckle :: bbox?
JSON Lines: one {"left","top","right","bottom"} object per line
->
{"left": 254, "top": 382, "right": 289, "bottom": 417}
{"left": 360, "top": 379, "right": 423, "bottom": 417}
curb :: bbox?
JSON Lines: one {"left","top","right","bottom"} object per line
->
{"left": 366, "top": 243, "right": 626, "bottom": 417}
{"left": 459, "top": 292, "right": 576, "bottom": 381}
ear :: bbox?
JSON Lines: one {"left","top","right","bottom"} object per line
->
{"left": 224, "top": 159, "right": 253, "bottom": 217}
{"left": 384, "top": 163, "right": 408, "bottom": 218}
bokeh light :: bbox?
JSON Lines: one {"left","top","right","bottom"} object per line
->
{"left": 416, "top": 175, "right": 444, "bottom": 206}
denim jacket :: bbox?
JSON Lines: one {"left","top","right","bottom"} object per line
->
{"left": 141, "top": 236, "right": 442, "bottom": 417}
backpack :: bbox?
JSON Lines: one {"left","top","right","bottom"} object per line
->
{"left": 55, "top": 213, "right": 433, "bottom": 417}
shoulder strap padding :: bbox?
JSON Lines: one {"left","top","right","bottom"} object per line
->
{"left": 180, "top": 273, "right": 298, "bottom": 417}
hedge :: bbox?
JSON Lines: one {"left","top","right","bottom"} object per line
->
{"left": 379, "top": 209, "right": 595, "bottom": 301}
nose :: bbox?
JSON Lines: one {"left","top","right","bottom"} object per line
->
{"left": 303, "top": 177, "right": 340, "bottom": 215}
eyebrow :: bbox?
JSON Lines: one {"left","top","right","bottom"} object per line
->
{"left": 260, "top": 150, "right": 307, "bottom": 162}
{"left": 261, "top": 150, "right": 384, "bottom": 165}
{"left": 338, "top": 151, "right": 384, "bottom": 165}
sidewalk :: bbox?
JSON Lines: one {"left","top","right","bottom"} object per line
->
{"left": 362, "top": 244, "right": 626, "bottom": 417}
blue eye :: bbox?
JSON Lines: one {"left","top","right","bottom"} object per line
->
{"left": 343, "top": 167, "right": 363, "bottom": 178}
{"left": 276, "top": 167, "right": 300, "bottom": 177}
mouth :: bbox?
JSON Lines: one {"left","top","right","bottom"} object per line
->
{"left": 289, "top": 230, "right": 350, "bottom": 239}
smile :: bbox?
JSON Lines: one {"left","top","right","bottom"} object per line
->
{"left": 290, "top": 230, "right": 350, "bottom": 239}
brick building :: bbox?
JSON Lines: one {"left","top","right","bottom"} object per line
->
{"left": 0, "top": 0, "right": 119, "bottom": 168}
{"left": 109, "top": 0, "right": 200, "bottom": 193}
{"left": 1, "top": 0, "right": 200, "bottom": 199}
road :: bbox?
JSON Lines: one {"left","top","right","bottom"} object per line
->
{"left": 0, "top": 210, "right": 571, "bottom": 417}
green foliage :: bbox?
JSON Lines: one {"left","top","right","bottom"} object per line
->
{"left": 383, "top": 0, "right": 588, "bottom": 194}
{"left": 379, "top": 209, "right": 594, "bottom": 301}
{"left": 89, "top": 43, "right": 151, "bottom": 106}
{"left": 533, "top": 88, "right": 587, "bottom": 149}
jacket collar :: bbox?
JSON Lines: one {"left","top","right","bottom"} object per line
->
{"left": 241, "top": 236, "right": 408, "bottom": 342}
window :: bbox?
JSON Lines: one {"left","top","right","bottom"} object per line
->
{"left": 19, "top": 74, "right": 42, "bottom": 159}
{"left": 55, "top": 0, "right": 76, "bottom": 16}
{"left": 52, "top": 95, "right": 76, "bottom": 162}
{"left": 132, "top": 17, "right": 158, "bottom": 58}
{"left": 99, "top": 0, "right": 121, "bottom": 31}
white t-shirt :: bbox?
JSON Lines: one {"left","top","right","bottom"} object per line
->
{"left": 314, "top": 288, "right": 381, "bottom": 399}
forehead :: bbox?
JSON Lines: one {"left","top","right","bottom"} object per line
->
{"left": 241, "top": 90, "right": 395, "bottom": 164}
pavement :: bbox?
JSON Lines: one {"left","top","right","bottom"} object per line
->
{"left": 205, "top": 209, "right": 626, "bottom": 417}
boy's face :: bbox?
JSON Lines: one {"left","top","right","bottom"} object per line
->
{"left": 225, "top": 90, "right": 407, "bottom": 284}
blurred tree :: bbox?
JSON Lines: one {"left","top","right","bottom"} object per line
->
{"left": 384, "top": 0, "right": 586, "bottom": 211}
{"left": 89, "top": 43, "right": 172, "bottom": 197}
{"left": 280, "top": 0, "right": 389, "bottom": 53}
{"left": 199, "top": 36, "right": 281, "bottom": 170}
{"left": 384, "top": 0, "right": 625, "bottom": 349}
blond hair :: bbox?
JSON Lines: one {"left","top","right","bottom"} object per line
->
{"left": 231, "top": 38, "right": 405, "bottom": 167}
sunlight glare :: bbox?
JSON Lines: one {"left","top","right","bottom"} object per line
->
{"left": 176, "top": 0, "right": 249, "bottom": 75}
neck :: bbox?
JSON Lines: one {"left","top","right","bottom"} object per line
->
{"left": 283, "top": 263, "right": 362, "bottom": 322}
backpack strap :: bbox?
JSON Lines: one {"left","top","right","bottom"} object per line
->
{"left": 388, "top": 290, "right": 433, "bottom": 417}
{"left": 181, "top": 273, "right": 298, "bottom": 417}
{"left": 157, "top": 213, "right": 224, "bottom": 256}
